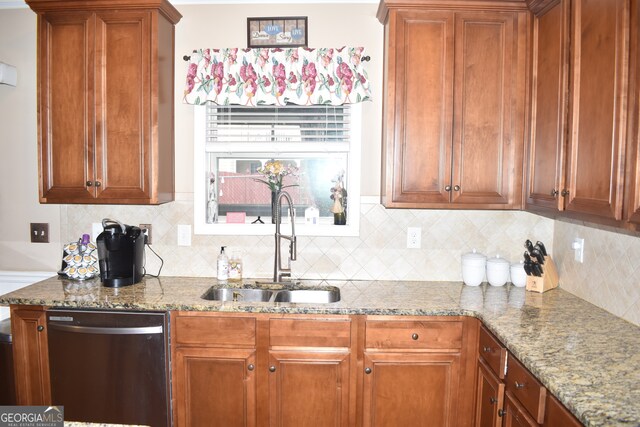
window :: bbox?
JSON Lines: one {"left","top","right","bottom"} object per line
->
{"left": 194, "top": 103, "right": 361, "bottom": 236}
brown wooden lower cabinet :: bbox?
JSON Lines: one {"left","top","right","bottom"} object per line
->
{"left": 503, "top": 391, "right": 539, "bottom": 427}
{"left": 268, "top": 350, "right": 351, "bottom": 426}
{"left": 475, "top": 358, "right": 505, "bottom": 427}
{"left": 173, "top": 347, "right": 256, "bottom": 427}
{"left": 9, "top": 307, "right": 584, "bottom": 427}
{"left": 10, "top": 305, "right": 50, "bottom": 405}
{"left": 362, "top": 352, "right": 461, "bottom": 426}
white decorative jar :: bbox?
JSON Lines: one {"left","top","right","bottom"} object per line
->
{"left": 486, "top": 254, "right": 510, "bottom": 287}
{"left": 461, "top": 249, "right": 486, "bottom": 287}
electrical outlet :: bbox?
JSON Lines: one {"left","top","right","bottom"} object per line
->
{"left": 407, "top": 227, "right": 421, "bottom": 249}
{"left": 572, "top": 237, "right": 584, "bottom": 263}
{"left": 30, "top": 223, "right": 49, "bottom": 243}
{"left": 91, "top": 222, "right": 102, "bottom": 241}
{"left": 177, "top": 224, "right": 191, "bottom": 246}
{"left": 140, "top": 224, "right": 152, "bottom": 245}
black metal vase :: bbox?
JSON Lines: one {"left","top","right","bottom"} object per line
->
{"left": 271, "top": 191, "right": 278, "bottom": 224}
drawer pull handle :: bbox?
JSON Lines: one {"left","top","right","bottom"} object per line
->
{"left": 445, "top": 185, "right": 452, "bottom": 192}
{"left": 490, "top": 397, "right": 497, "bottom": 404}
{"left": 515, "top": 381, "right": 525, "bottom": 389}
{"left": 411, "top": 333, "right": 419, "bottom": 340}
{"left": 498, "top": 409, "right": 506, "bottom": 417}
{"left": 269, "top": 366, "right": 276, "bottom": 372}
{"left": 37, "top": 325, "right": 44, "bottom": 332}
{"left": 483, "top": 346, "right": 491, "bottom": 352}
{"left": 86, "top": 181, "right": 93, "bottom": 187}
{"left": 365, "top": 367, "right": 372, "bottom": 374}
{"left": 247, "top": 364, "right": 254, "bottom": 371}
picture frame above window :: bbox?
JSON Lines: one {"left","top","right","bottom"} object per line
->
{"left": 247, "top": 16, "right": 308, "bottom": 48}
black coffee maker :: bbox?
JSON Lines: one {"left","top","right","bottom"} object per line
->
{"left": 96, "top": 218, "right": 145, "bottom": 287}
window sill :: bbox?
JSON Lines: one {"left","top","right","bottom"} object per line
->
{"left": 194, "top": 221, "right": 359, "bottom": 237}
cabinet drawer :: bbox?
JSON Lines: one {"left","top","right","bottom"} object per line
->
{"left": 545, "top": 393, "right": 583, "bottom": 427}
{"left": 269, "top": 318, "right": 351, "bottom": 348}
{"left": 506, "top": 356, "right": 546, "bottom": 424}
{"left": 365, "top": 320, "right": 463, "bottom": 350}
{"left": 174, "top": 315, "right": 256, "bottom": 347}
{"left": 478, "top": 326, "right": 507, "bottom": 379}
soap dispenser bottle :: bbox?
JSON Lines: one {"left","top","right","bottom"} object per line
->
{"left": 217, "top": 246, "right": 229, "bottom": 281}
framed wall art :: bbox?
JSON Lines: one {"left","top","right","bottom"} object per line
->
{"left": 247, "top": 16, "right": 308, "bottom": 48}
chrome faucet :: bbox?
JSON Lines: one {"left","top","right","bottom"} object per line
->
{"left": 273, "top": 191, "right": 297, "bottom": 282}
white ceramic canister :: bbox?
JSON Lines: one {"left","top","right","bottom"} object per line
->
{"left": 461, "top": 249, "right": 487, "bottom": 286}
{"left": 486, "top": 254, "right": 510, "bottom": 287}
{"left": 510, "top": 261, "right": 527, "bottom": 287}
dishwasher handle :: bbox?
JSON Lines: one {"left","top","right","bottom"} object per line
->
{"left": 48, "top": 323, "right": 163, "bottom": 335}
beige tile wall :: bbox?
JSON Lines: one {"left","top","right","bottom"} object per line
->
{"left": 553, "top": 219, "right": 640, "bottom": 326}
{"left": 61, "top": 199, "right": 554, "bottom": 282}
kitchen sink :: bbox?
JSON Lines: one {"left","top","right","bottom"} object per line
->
{"left": 201, "top": 287, "right": 274, "bottom": 302}
{"left": 273, "top": 289, "right": 340, "bottom": 304}
{"left": 201, "top": 283, "right": 341, "bottom": 304}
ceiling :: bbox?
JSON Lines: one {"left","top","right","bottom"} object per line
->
{"left": 0, "top": 0, "right": 377, "bottom": 9}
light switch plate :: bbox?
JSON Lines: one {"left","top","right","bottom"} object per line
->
{"left": 30, "top": 223, "right": 49, "bottom": 243}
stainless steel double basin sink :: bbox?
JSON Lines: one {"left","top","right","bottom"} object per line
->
{"left": 202, "top": 281, "right": 340, "bottom": 304}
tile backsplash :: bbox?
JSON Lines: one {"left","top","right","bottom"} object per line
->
{"left": 60, "top": 199, "right": 553, "bottom": 282}
{"left": 60, "top": 199, "right": 640, "bottom": 326}
{"left": 554, "top": 219, "right": 640, "bottom": 326}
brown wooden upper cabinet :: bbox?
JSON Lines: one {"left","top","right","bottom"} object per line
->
{"left": 26, "top": 0, "right": 181, "bottom": 204}
{"left": 378, "top": 1, "right": 528, "bottom": 209}
{"left": 526, "top": 0, "right": 631, "bottom": 222}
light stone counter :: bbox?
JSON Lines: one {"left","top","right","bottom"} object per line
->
{"left": 1, "top": 276, "right": 638, "bottom": 427}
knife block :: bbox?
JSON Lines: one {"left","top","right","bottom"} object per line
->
{"left": 525, "top": 256, "right": 559, "bottom": 293}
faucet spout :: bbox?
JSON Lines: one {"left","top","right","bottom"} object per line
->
{"left": 274, "top": 191, "right": 297, "bottom": 282}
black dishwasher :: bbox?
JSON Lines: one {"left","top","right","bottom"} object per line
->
{"left": 47, "top": 309, "right": 170, "bottom": 426}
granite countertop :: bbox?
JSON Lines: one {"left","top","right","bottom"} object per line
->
{"left": 1, "top": 276, "right": 639, "bottom": 427}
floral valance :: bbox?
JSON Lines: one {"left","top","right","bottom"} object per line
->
{"left": 183, "top": 47, "right": 371, "bottom": 106}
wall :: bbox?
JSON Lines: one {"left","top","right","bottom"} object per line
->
{"left": 0, "top": 3, "right": 637, "bottom": 326}
{"left": 0, "top": 9, "right": 61, "bottom": 271}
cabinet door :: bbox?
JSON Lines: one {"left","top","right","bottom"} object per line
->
{"left": 268, "top": 350, "right": 351, "bottom": 427}
{"left": 526, "top": 1, "right": 569, "bottom": 211}
{"left": 37, "top": 12, "right": 96, "bottom": 203}
{"left": 362, "top": 352, "right": 461, "bottom": 427}
{"left": 452, "top": 11, "right": 526, "bottom": 207}
{"left": 382, "top": 10, "right": 454, "bottom": 207}
{"left": 476, "top": 359, "right": 505, "bottom": 427}
{"left": 173, "top": 347, "right": 256, "bottom": 427}
{"left": 565, "top": 0, "right": 630, "bottom": 220}
{"left": 503, "top": 391, "right": 538, "bottom": 427}
{"left": 10, "top": 305, "right": 50, "bottom": 405}
{"left": 94, "top": 11, "right": 152, "bottom": 201}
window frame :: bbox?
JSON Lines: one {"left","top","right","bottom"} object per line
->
{"left": 193, "top": 103, "right": 361, "bottom": 236}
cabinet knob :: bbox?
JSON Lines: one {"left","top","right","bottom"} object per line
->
{"left": 364, "top": 367, "right": 372, "bottom": 374}
{"left": 247, "top": 364, "right": 254, "bottom": 371}
{"left": 445, "top": 185, "right": 452, "bottom": 192}
{"left": 483, "top": 346, "right": 491, "bottom": 353}
{"left": 498, "top": 409, "right": 506, "bottom": 417}
{"left": 94, "top": 181, "right": 101, "bottom": 187}
{"left": 411, "top": 333, "right": 419, "bottom": 340}
{"left": 490, "top": 397, "right": 497, "bottom": 404}
{"left": 269, "top": 366, "right": 276, "bottom": 372}
{"left": 86, "top": 181, "right": 93, "bottom": 187}
{"left": 453, "top": 185, "right": 460, "bottom": 191}
{"left": 37, "top": 325, "right": 44, "bottom": 332}
{"left": 550, "top": 189, "right": 559, "bottom": 196}
{"left": 561, "top": 189, "right": 569, "bottom": 197}
{"left": 515, "top": 381, "right": 525, "bottom": 389}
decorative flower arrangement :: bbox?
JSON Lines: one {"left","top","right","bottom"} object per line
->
{"left": 255, "top": 159, "right": 299, "bottom": 192}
